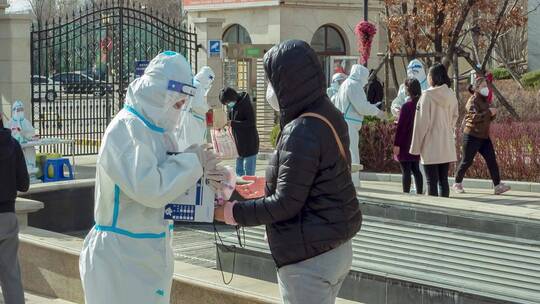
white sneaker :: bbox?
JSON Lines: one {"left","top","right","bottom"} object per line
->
{"left": 494, "top": 183, "right": 511, "bottom": 195}
{"left": 452, "top": 183, "right": 465, "bottom": 194}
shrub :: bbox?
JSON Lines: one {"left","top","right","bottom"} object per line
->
{"left": 361, "top": 120, "right": 540, "bottom": 182}
{"left": 521, "top": 70, "right": 540, "bottom": 89}
{"left": 360, "top": 121, "right": 400, "bottom": 173}
{"left": 270, "top": 123, "right": 280, "bottom": 148}
{"left": 492, "top": 80, "right": 540, "bottom": 122}
{"left": 492, "top": 67, "right": 512, "bottom": 80}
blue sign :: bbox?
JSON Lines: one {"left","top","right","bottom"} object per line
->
{"left": 134, "top": 60, "right": 150, "bottom": 78}
{"left": 208, "top": 40, "right": 222, "bottom": 58}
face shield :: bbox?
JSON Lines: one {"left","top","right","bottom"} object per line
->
{"left": 194, "top": 66, "right": 215, "bottom": 97}
{"left": 407, "top": 60, "right": 427, "bottom": 85}
{"left": 12, "top": 101, "right": 25, "bottom": 120}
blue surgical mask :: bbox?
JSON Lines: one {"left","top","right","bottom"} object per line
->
{"left": 227, "top": 102, "right": 236, "bottom": 108}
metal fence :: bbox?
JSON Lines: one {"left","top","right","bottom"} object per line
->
{"left": 31, "top": 0, "right": 197, "bottom": 155}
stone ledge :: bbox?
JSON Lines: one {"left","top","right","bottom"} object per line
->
{"left": 18, "top": 228, "right": 356, "bottom": 304}
{"left": 15, "top": 198, "right": 44, "bottom": 227}
{"left": 360, "top": 172, "right": 540, "bottom": 193}
{"left": 26, "top": 178, "right": 95, "bottom": 195}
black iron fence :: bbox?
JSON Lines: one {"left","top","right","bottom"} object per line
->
{"left": 31, "top": 0, "right": 197, "bottom": 155}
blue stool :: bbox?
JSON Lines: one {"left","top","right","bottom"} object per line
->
{"left": 42, "top": 158, "right": 74, "bottom": 182}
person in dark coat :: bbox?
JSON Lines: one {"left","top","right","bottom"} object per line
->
{"left": 219, "top": 87, "right": 260, "bottom": 176}
{"left": 0, "top": 113, "right": 29, "bottom": 304}
{"left": 393, "top": 78, "right": 423, "bottom": 194}
{"left": 365, "top": 69, "right": 384, "bottom": 109}
{"left": 215, "top": 40, "right": 362, "bottom": 304}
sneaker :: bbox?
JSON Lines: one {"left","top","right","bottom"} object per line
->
{"left": 494, "top": 183, "right": 511, "bottom": 195}
{"left": 452, "top": 183, "right": 465, "bottom": 194}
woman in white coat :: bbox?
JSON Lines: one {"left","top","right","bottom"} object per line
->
{"left": 334, "top": 64, "right": 385, "bottom": 187}
{"left": 79, "top": 52, "right": 224, "bottom": 304}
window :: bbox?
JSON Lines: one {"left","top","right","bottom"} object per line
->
{"left": 223, "top": 24, "right": 252, "bottom": 44}
{"left": 310, "top": 25, "right": 346, "bottom": 55}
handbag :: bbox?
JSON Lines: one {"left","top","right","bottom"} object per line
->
{"left": 211, "top": 127, "right": 239, "bottom": 160}
{"left": 299, "top": 112, "right": 350, "bottom": 172}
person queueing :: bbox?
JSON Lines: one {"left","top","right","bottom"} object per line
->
{"left": 219, "top": 87, "right": 260, "bottom": 176}
{"left": 79, "top": 51, "right": 227, "bottom": 304}
{"left": 452, "top": 76, "right": 511, "bottom": 195}
{"left": 334, "top": 64, "right": 386, "bottom": 188}
{"left": 175, "top": 66, "right": 215, "bottom": 151}
{"left": 0, "top": 114, "right": 29, "bottom": 304}
{"left": 215, "top": 40, "right": 362, "bottom": 304}
{"left": 326, "top": 72, "right": 347, "bottom": 105}
{"left": 393, "top": 78, "right": 424, "bottom": 194}
{"left": 410, "top": 63, "right": 459, "bottom": 198}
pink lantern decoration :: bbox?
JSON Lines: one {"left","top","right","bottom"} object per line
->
{"left": 355, "top": 21, "right": 377, "bottom": 65}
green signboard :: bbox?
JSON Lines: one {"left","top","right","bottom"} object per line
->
{"left": 245, "top": 48, "right": 261, "bottom": 57}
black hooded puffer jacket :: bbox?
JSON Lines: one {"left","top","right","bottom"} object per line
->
{"left": 232, "top": 40, "right": 362, "bottom": 267}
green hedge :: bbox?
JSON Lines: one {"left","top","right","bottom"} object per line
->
{"left": 521, "top": 70, "right": 540, "bottom": 88}
{"left": 270, "top": 124, "right": 280, "bottom": 148}
{"left": 492, "top": 67, "right": 512, "bottom": 80}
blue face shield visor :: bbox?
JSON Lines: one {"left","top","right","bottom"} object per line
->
{"left": 167, "top": 80, "right": 196, "bottom": 97}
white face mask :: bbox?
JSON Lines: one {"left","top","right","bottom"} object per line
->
{"left": 161, "top": 107, "right": 182, "bottom": 131}
{"left": 479, "top": 87, "right": 490, "bottom": 97}
{"left": 266, "top": 84, "right": 280, "bottom": 112}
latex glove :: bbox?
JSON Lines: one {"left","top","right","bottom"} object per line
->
{"left": 375, "top": 101, "right": 383, "bottom": 107}
{"left": 184, "top": 144, "right": 218, "bottom": 169}
{"left": 376, "top": 111, "right": 387, "bottom": 120}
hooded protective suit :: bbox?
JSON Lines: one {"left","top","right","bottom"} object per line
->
{"left": 79, "top": 51, "right": 203, "bottom": 304}
{"left": 326, "top": 73, "right": 347, "bottom": 105}
{"left": 175, "top": 66, "right": 215, "bottom": 151}
{"left": 7, "top": 101, "right": 38, "bottom": 178}
{"left": 391, "top": 59, "right": 429, "bottom": 117}
{"left": 334, "top": 64, "right": 383, "bottom": 187}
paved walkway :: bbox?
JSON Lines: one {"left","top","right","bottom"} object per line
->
{"left": 0, "top": 291, "right": 74, "bottom": 304}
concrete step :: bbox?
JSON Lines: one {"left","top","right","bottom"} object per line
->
{"left": 225, "top": 216, "right": 540, "bottom": 304}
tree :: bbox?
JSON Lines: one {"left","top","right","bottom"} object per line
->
{"left": 383, "top": 0, "right": 528, "bottom": 119}
{"left": 27, "top": 0, "right": 56, "bottom": 24}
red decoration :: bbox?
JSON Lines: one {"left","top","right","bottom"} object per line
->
{"left": 355, "top": 21, "right": 377, "bottom": 65}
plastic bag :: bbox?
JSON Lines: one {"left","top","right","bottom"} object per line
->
{"left": 211, "top": 127, "right": 238, "bottom": 160}
{"left": 215, "top": 166, "right": 236, "bottom": 204}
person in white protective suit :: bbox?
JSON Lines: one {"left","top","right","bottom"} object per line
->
{"left": 7, "top": 101, "right": 38, "bottom": 180}
{"left": 175, "top": 66, "right": 215, "bottom": 151}
{"left": 334, "top": 64, "right": 386, "bottom": 188}
{"left": 391, "top": 59, "right": 429, "bottom": 118}
{"left": 79, "top": 51, "right": 226, "bottom": 304}
{"left": 326, "top": 72, "right": 347, "bottom": 105}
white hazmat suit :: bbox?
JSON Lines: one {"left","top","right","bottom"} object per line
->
{"left": 7, "top": 101, "right": 38, "bottom": 180}
{"left": 80, "top": 51, "right": 205, "bottom": 304}
{"left": 175, "top": 66, "right": 215, "bottom": 151}
{"left": 334, "top": 64, "right": 384, "bottom": 187}
{"left": 391, "top": 59, "right": 429, "bottom": 117}
{"left": 326, "top": 73, "right": 347, "bottom": 105}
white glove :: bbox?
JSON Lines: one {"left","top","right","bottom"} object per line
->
{"left": 184, "top": 144, "right": 218, "bottom": 169}
{"left": 375, "top": 101, "right": 383, "bottom": 107}
{"left": 376, "top": 111, "right": 387, "bottom": 120}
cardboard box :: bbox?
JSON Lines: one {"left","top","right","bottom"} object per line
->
{"left": 164, "top": 178, "right": 215, "bottom": 223}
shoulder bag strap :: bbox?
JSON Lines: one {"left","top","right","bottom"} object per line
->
{"left": 299, "top": 112, "right": 350, "bottom": 171}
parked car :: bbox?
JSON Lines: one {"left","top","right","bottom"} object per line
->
{"left": 51, "top": 72, "right": 113, "bottom": 96}
{"left": 31, "top": 75, "right": 61, "bottom": 102}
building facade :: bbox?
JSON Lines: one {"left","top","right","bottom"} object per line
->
{"left": 529, "top": 0, "right": 540, "bottom": 71}
{"left": 184, "top": 0, "right": 385, "bottom": 149}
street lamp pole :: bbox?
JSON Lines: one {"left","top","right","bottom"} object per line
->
{"left": 364, "top": 0, "right": 368, "bottom": 21}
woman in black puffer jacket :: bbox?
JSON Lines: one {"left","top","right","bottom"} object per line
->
{"left": 215, "top": 40, "right": 362, "bottom": 304}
